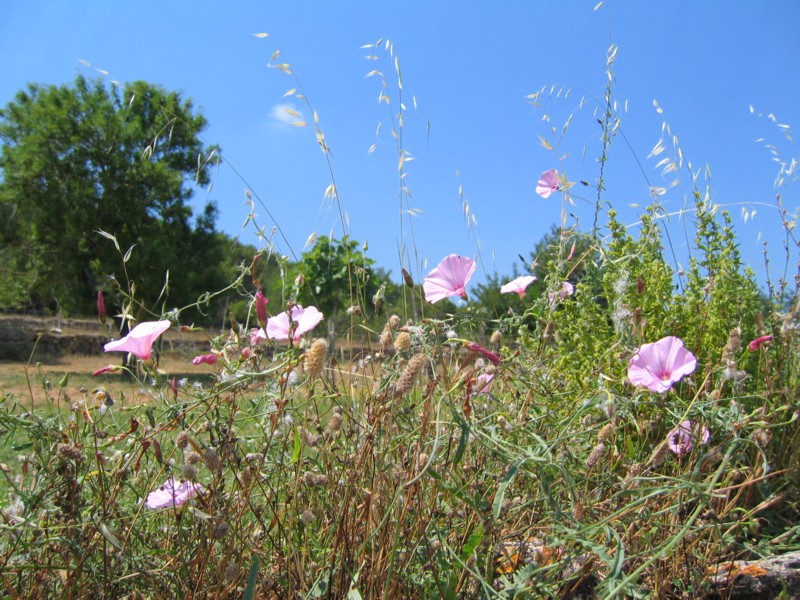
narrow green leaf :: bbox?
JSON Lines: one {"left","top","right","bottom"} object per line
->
{"left": 243, "top": 555, "right": 260, "bottom": 600}
{"left": 493, "top": 460, "right": 523, "bottom": 521}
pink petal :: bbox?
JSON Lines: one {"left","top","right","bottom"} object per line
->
{"left": 747, "top": 334, "right": 773, "bottom": 351}
{"left": 266, "top": 305, "right": 324, "bottom": 342}
{"left": 192, "top": 354, "right": 218, "bottom": 366}
{"left": 423, "top": 255, "right": 476, "bottom": 304}
{"left": 627, "top": 336, "right": 697, "bottom": 393}
{"left": 500, "top": 275, "right": 536, "bottom": 297}
{"left": 145, "top": 477, "right": 204, "bottom": 509}
{"left": 536, "top": 169, "right": 559, "bottom": 199}
{"left": 103, "top": 320, "right": 171, "bottom": 360}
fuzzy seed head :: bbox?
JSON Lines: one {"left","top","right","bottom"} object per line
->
{"left": 394, "top": 353, "right": 426, "bottom": 397}
{"left": 394, "top": 331, "right": 411, "bottom": 353}
{"left": 304, "top": 338, "right": 328, "bottom": 377}
{"left": 182, "top": 464, "right": 199, "bottom": 481}
{"left": 585, "top": 443, "right": 606, "bottom": 468}
{"left": 176, "top": 431, "right": 190, "bottom": 449}
{"left": 490, "top": 330, "right": 503, "bottom": 346}
{"left": 203, "top": 447, "right": 221, "bottom": 471}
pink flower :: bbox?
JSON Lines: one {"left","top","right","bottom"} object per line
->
{"left": 500, "top": 275, "right": 537, "bottom": 298}
{"left": 747, "top": 334, "right": 773, "bottom": 352}
{"left": 249, "top": 327, "right": 267, "bottom": 345}
{"left": 465, "top": 341, "right": 500, "bottom": 365}
{"left": 667, "top": 420, "right": 710, "bottom": 455}
{"left": 145, "top": 477, "right": 204, "bottom": 510}
{"left": 92, "top": 364, "right": 118, "bottom": 376}
{"left": 266, "top": 305, "right": 324, "bottom": 342}
{"left": 97, "top": 291, "right": 107, "bottom": 324}
{"left": 255, "top": 290, "right": 269, "bottom": 327}
{"left": 103, "top": 320, "right": 171, "bottom": 361}
{"left": 627, "top": 336, "right": 697, "bottom": 393}
{"left": 192, "top": 354, "right": 218, "bottom": 366}
{"left": 536, "top": 169, "right": 559, "bottom": 198}
{"left": 423, "top": 254, "right": 477, "bottom": 304}
{"left": 241, "top": 347, "right": 252, "bottom": 359}
{"left": 476, "top": 372, "right": 494, "bottom": 394}
{"left": 548, "top": 281, "right": 574, "bottom": 303}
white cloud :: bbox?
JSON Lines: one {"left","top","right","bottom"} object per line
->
{"left": 269, "top": 103, "right": 304, "bottom": 127}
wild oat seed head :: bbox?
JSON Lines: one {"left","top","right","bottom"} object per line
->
{"left": 394, "top": 331, "right": 411, "bottom": 353}
{"left": 304, "top": 338, "right": 328, "bottom": 377}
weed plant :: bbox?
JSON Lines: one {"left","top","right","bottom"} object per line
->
{"left": 0, "top": 40, "right": 798, "bottom": 599}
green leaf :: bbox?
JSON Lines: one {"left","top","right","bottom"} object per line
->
{"left": 243, "top": 555, "right": 260, "bottom": 600}
{"left": 291, "top": 428, "right": 301, "bottom": 464}
{"left": 493, "top": 459, "right": 524, "bottom": 522}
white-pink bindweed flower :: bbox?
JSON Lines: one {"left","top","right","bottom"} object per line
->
{"left": 423, "top": 254, "right": 476, "bottom": 304}
{"left": 266, "top": 305, "right": 324, "bottom": 342}
{"left": 548, "top": 281, "right": 574, "bottom": 303}
{"left": 667, "top": 420, "right": 710, "bottom": 455}
{"left": 536, "top": 169, "right": 559, "bottom": 198}
{"left": 103, "top": 320, "right": 171, "bottom": 361}
{"left": 500, "top": 275, "right": 537, "bottom": 298}
{"left": 145, "top": 477, "right": 204, "bottom": 509}
{"left": 627, "top": 336, "right": 697, "bottom": 393}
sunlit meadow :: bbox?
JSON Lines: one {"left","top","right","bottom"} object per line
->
{"left": 1, "top": 37, "right": 799, "bottom": 600}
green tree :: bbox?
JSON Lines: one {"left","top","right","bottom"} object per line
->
{"left": 0, "top": 75, "right": 223, "bottom": 318}
{"left": 296, "top": 235, "right": 384, "bottom": 338}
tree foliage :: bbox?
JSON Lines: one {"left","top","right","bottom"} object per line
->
{"left": 0, "top": 75, "right": 226, "bottom": 320}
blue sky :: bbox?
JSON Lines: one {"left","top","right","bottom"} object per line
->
{"left": 1, "top": 1, "right": 798, "bottom": 290}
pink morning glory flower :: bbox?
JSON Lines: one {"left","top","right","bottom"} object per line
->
{"left": 145, "top": 477, "right": 204, "bottom": 510}
{"left": 103, "top": 320, "right": 171, "bottom": 361}
{"left": 667, "top": 420, "right": 710, "bottom": 455}
{"left": 465, "top": 341, "right": 500, "bottom": 366}
{"left": 255, "top": 290, "right": 269, "bottom": 327}
{"left": 92, "top": 364, "right": 119, "bottom": 377}
{"left": 548, "top": 281, "right": 574, "bottom": 303}
{"left": 423, "top": 254, "right": 477, "bottom": 304}
{"left": 747, "top": 334, "right": 773, "bottom": 352}
{"left": 192, "top": 354, "right": 219, "bottom": 366}
{"left": 500, "top": 275, "right": 537, "bottom": 298}
{"left": 266, "top": 305, "right": 324, "bottom": 342}
{"left": 627, "top": 336, "right": 697, "bottom": 393}
{"left": 536, "top": 169, "right": 559, "bottom": 199}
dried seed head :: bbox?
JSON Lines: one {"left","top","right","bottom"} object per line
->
{"left": 597, "top": 421, "right": 616, "bottom": 443}
{"left": 648, "top": 441, "right": 670, "bottom": 468}
{"left": 182, "top": 464, "right": 199, "bottom": 481}
{"left": 304, "top": 338, "right": 328, "bottom": 377}
{"left": 57, "top": 443, "right": 83, "bottom": 462}
{"left": 328, "top": 412, "right": 343, "bottom": 432}
{"left": 585, "top": 443, "right": 606, "bottom": 468}
{"left": 301, "top": 509, "right": 315, "bottom": 523}
{"left": 176, "top": 431, "right": 190, "bottom": 449}
{"left": 388, "top": 314, "right": 401, "bottom": 329}
{"left": 203, "top": 447, "right": 221, "bottom": 471}
{"left": 394, "top": 331, "right": 411, "bottom": 353}
{"left": 212, "top": 522, "right": 229, "bottom": 539}
{"left": 751, "top": 428, "right": 772, "bottom": 448}
{"left": 490, "top": 330, "right": 503, "bottom": 346}
{"left": 394, "top": 353, "right": 426, "bottom": 397}
{"left": 224, "top": 561, "right": 239, "bottom": 583}
{"left": 380, "top": 327, "right": 393, "bottom": 349}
